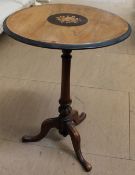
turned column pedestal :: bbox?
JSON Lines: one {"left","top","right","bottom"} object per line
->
{"left": 22, "top": 49, "right": 92, "bottom": 172}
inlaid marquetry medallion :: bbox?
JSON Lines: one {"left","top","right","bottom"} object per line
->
{"left": 47, "top": 13, "right": 88, "bottom": 26}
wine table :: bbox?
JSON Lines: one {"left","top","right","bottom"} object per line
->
{"left": 4, "top": 4, "right": 131, "bottom": 172}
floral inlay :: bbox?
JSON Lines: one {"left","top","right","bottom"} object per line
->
{"left": 56, "top": 15, "right": 81, "bottom": 24}
{"left": 47, "top": 13, "right": 88, "bottom": 26}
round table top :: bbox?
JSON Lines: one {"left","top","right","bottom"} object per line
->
{"left": 4, "top": 4, "right": 131, "bottom": 50}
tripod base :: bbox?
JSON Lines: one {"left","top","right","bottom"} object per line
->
{"left": 22, "top": 110, "right": 92, "bottom": 172}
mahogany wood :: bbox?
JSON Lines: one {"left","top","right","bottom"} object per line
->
{"left": 22, "top": 50, "right": 91, "bottom": 171}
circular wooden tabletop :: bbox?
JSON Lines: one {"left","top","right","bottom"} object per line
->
{"left": 4, "top": 4, "right": 131, "bottom": 50}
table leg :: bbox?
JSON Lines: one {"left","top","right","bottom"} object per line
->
{"left": 67, "top": 121, "right": 92, "bottom": 172}
{"left": 22, "top": 49, "right": 92, "bottom": 172}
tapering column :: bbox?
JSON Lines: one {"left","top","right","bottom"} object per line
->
{"left": 59, "top": 49, "right": 72, "bottom": 117}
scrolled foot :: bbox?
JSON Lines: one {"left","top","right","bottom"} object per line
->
{"left": 73, "top": 111, "right": 86, "bottom": 126}
{"left": 67, "top": 122, "right": 92, "bottom": 172}
{"left": 22, "top": 118, "right": 59, "bottom": 143}
{"left": 22, "top": 135, "right": 43, "bottom": 143}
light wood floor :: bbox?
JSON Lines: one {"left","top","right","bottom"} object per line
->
{"left": 0, "top": 0, "right": 135, "bottom": 174}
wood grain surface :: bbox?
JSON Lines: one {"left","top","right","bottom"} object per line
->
{"left": 4, "top": 4, "right": 131, "bottom": 49}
